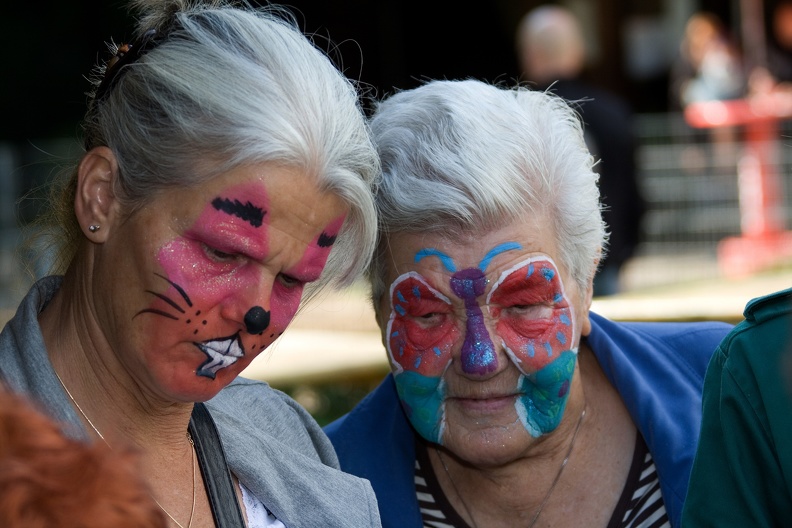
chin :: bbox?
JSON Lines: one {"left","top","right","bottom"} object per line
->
{"left": 443, "top": 422, "right": 534, "bottom": 469}
{"left": 159, "top": 369, "right": 238, "bottom": 404}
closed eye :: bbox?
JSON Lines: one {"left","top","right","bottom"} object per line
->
{"left": 505, "top": 304, "right": 553, "bottom": 319}
{"left": 277, "top": 273, "right": 303, "bottom": 288}
{"left": 410, "top": 312, "right": 447, "bottom": 328}
{"left": 202, "top": 243, "right": 240, "bottom": 263}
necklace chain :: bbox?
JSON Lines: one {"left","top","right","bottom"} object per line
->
{"left": 53, "top": 369, "right": 197, "bottom": 528}
{"left": 436, "top": 405, "right": 587, "bottom": 528}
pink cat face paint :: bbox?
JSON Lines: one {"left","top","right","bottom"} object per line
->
{"left": 129, "top": 163, "right": 347, "bottom": 392}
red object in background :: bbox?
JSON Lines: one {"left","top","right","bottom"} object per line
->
{"left": 684, "top": 95, "right": 792, "bottom": 277}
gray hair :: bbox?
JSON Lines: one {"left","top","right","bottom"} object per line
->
{"left": 368, "top": 79, "right": 605, "bottom": 304}
{"left": 51, "top": 0, "right": 379, "bottom": 290}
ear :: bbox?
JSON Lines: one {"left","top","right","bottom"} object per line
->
{"left": 74, "top": 147, "right": 121, "bottom": 243}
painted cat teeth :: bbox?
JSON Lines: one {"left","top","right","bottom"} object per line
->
{"left": 195, "top": 334, "right": 244, "bottom": 379}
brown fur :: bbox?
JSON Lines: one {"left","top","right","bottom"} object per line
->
{"left": 0, "top": 390, "right": 167, "bottom": 528}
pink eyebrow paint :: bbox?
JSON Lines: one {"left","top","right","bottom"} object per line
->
{"left": 287, "top": 214, "right": 345, "bottom": 282}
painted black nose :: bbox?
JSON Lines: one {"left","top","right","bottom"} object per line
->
{"left": 244, "top": 306, "right": 270, "bottom": 334}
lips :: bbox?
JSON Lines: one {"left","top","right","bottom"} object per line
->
{"left": 194, "top": 333, "right": 245, "bottom": 379}
{"left": 448, "top": 392, "right": 520, "bottom": 413}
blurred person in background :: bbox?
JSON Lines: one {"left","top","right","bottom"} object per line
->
{"left": 0, "top": 0, "right": 382, "bottom": 526}
{"left": 670, "top": 11, "right": 746, "bottom": 170}
{"left": 326, "top": 79, "right": 733, "bottom": 528}
{"left": 670, "top": 12, "right": 746, "bottom": 109}
{"left": 748, "top": 0, "right": 792, "bottom": 94}
{"left": 516, "top": 5, "right": 644, "bottom": 297}
{"left": 682, "top": 287, "right": 792, "bottom": 526}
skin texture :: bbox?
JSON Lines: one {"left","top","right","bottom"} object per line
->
{"left": 378, "top": 218, "right": 593, "bottom": 466}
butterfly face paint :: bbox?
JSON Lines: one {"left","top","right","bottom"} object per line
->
{"left": 136, "top": 179, "right": 344, "bottom": 383}
{"left": 386, "top": 272, "right": 459, "bottom": 442}
{"left": 487, "top": 256, "right": 577, "bottom": 436}
{"left": 386, "top": 243, "right": 579, "bottom": 444}
{"left": 387, "top": 243, "right": 521, "bottom": 443}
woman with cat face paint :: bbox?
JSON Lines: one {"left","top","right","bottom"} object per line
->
{"left": 325, "top": 80, "right": 732, "bottom": 528}
{"left": 0, "top": 1, "right": 380, "bottom": 527}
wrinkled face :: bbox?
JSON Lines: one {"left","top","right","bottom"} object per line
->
{"left": 96, "top": 163, "right": 346, "bottom": 402}
{"left": 378, "top": 219, "right": 592, "bottom": 464}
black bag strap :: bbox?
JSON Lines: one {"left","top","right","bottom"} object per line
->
{"left": 189, "top": 402, "right": 247, "bottom": 528}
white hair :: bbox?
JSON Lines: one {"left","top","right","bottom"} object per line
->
{"left": 60, "top": 0, "right": 380, "bottom": 289}
{"left": 368, "top": 79, "right": 605, "bottom": 303}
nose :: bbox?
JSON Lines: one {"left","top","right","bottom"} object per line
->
{"left": 244, "top": 306, "right": 270, "bottom": 334}
{"left": 450, "top": 268, "right": 498, "bottom": 376}
{"left": 220, "top": 270, "right": 275, "bottom": 334}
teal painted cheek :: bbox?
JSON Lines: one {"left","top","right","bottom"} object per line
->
{"left": 393, "top": 370, "right": 445, "bottom": 444}
{"left": 487, "top": 256, "right": 578, "bottom": 437}
{"left": 386, "top": 272, "right": 453, "bottom": 444}
{"left": 515, "top": 350, "right": 577, "bottom": 437}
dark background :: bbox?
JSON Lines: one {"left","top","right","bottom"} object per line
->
{"left": 0, "top": 0, "right": 513, "bottom": 141}
{"left": 1, "top": 0, "right": 751, "bottom": 144}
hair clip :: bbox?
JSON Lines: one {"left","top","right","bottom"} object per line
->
{"left": 92, "top": 28, "right": 161, "bottom": 104}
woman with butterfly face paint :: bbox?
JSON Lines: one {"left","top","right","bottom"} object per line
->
{"left": 0, "top": 1, "right": 381, "bottom": 527}
{"left": 325, "top": 80, "right": 733, "bottom": 528}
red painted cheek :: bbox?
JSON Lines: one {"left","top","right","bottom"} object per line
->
{"left": 387, "top": 275, "right": 458, "bottom": 376}
{"left": 496, "top": 312, "right": 573, "bottom": 371}
{"left": 267, "top": 283, "right": 303, "bottom": 336}
{"left": 261, "top": 214, "right": 344, "bottom": 343}
{"left": 489, "top": 259, "right": 574, "bottom": 372}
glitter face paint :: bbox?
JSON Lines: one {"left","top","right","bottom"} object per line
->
{"left": 388, "top": 242, "right": 519, "bottom": 443}
{"left": 139, "top": 181, "right": 343, "bottom": 380}
{"left": 386, "top": 245, "right": 579, "bottom": 444}
{"left": 387, "top": 272, "right": 458, "bottom": 442}
{"left": 487, "top": 256, "right": 577, "bottom": 436}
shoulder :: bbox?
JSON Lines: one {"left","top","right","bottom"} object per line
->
{"left": 206, "top": 376, "right": 338, "bottom": 465}
{"left": 587, "top": 311, "right": 733, "bottom": 399}
{"left": 0, "top": 277, "right": 64, "bottom": 394}
{"left": 743, "top": 287, "right": 792, "bottom": 324}
{"left": 325, "top": 376, "right": 403, "bottom": 450}
{"left": 589, "top": 312, "right": 732, "bottom": 364}
{"left": 325, "top": 376, "right": 421, "bottom": 527}
{"left": 714, "top": 288, "right": 792, "bottom": 376}
{"left": 208, "top": 378, "right": 383, "bottom": 528}
{"left": 324, "top": 375, "right": 414, "bottom": 481}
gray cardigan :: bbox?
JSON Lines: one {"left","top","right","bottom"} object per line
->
{"left": 0, "top": 277, "right": 380, "bottom": 528}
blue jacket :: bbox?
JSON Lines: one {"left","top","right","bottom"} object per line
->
{"left": 325, "top": 312, "right": 732, "bottom": 528}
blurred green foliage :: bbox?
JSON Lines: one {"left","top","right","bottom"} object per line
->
{"left": 278, "top": 377, "right": 384, "bottom": 427}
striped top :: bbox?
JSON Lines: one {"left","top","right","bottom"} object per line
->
{"left": 415, "top": 434, "right": 669, "bottom": 528}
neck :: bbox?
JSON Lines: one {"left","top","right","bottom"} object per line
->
{"left": 41, "top": 266, "right": 194, "bottom": 451}
{"left": 431, "top": 399, "right": 588, "bottom": 527}
{"left": 429, "top": 344, "right": 636, "bottom": 527}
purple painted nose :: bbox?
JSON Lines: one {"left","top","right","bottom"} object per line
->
{"left": 450, "top": 268, "right": 497, "bottom": 375}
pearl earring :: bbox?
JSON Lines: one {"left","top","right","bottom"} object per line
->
{"left": 88, "top": 224, "right": 101, "bottom": 233}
